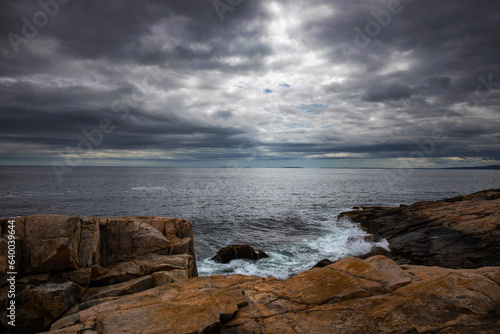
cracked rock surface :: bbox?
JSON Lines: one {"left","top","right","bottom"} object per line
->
{"left": 0, "top": 215, "right": 197, "bottom": 334}
{"left": 43, "top": 255, "right": 500, "bottom": 334}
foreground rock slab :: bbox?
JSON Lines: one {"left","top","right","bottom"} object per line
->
{"left": 339, "top": 188, "right": 500, "bottom": 268}
{"left": 43, "top": 256, "right": 500, "bottom": 334}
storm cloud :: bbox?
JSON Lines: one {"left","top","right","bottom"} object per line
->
{"left": 0, "top": 0, "right": 499, "bottom": 168}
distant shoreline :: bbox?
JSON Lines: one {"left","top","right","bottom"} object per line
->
{"left": 0, "top": 165, "right": 499, "bottom": 169}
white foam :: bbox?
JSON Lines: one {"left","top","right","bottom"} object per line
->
{"left": 131, "top": 187, "right": 168, "bottom": 191}
{"left": 198, "top": 215, "right": 390, "bottom": 279}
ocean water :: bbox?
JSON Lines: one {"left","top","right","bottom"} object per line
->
{"left": 1, "top": 166, "right": 500, "bottom": 279}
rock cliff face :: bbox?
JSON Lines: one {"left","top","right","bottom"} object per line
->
{"left": 42, "top": 255, "right": 500, "bottom": 333}
{"left": 339, "top": 188, "right": 500, "bottom": 268}
{"left": 0, "top": 215, "right": 197, "bottom": 334}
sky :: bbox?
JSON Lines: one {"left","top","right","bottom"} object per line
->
{"left": 0, "top": 0, "right": 500, "bottom": 169}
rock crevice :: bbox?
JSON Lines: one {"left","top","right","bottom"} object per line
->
{"left": 40, "top": 256, "right": 500, "bottom": 334}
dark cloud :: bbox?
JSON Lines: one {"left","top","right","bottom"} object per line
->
{"left": 363, "top": 83, "right": 412, "bottom": 102}
{"left": 0, "top": 0, "right": 499, "bottom": 167}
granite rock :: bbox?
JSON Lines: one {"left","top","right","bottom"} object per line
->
{"left": 340, "top": 188, "right": 500, "bottom": 268}
{"left": 43, "top": 256, "right": 500, "bottom": 334}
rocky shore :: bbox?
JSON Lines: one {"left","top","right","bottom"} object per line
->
{"left": 1, "top": 188, "right": 499, "bottom": 333}
{"left": 0, "top": 216, "right": 197, "bottom": 333}
{"left": 339, "top": 188, "right": 500, "bottom": 268}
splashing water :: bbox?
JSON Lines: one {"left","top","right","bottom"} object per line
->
{"left": 198, "top": 215, "right": 389, "bottom": 279}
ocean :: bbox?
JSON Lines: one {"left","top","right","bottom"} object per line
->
{"left": 2, "top": 166, "right": 500, "bottom": 279}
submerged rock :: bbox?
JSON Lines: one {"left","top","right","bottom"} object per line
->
{"left": 211, "top": 244, "right": 269, "bottom": 264}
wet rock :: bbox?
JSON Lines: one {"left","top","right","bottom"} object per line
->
{"left": 357, "top": 246, "right": 390, "bottom": 260}
{"left": 313, "top": 259, "right": 333, "bottom": 268}
{"left": 339, "top": 188, "right": 500, "bottom": 268}
{"left": 211, "top": 244, "right": 269, "bottom": 264}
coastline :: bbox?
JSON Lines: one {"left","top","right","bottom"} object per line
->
{"left": 0, "top": 189, "right": 499, "bottom": 333}
{"left": 340, "top": 188, "right": 500, "bottom": 268}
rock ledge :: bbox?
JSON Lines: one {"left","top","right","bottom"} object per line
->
{"left": 339, "top": 188, "right": 500, "bottom": 268}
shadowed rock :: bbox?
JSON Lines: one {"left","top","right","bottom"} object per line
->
{"left": 339, "top": 188, "right": 500, "bottom": 268}
{"left": 313, "top": 259, "right": 333, "bottom": 268}
{"left": 0, "top": 215, "right": 198, "bottom": 334}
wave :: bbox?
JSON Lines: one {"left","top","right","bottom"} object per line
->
{"left": 197, "top": 214, "right": 389, "bottom": 279}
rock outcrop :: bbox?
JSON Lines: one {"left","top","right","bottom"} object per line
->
{"left": 211, "top": 244, "right": 269, "bottom": 264}
{"left": 339, "top": 188, "right": 500, "bottom": 269}
{"left": 0, "top": 215, "right": 197, "bottom": 334}
{"left": 42, "top": 255, "right": 500, "bottom": 333}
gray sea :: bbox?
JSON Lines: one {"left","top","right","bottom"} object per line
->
{"left": 1, "top": 166, "right": 499, "bottom": 278}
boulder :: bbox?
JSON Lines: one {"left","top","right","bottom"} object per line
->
{"left": 136, "top": 216, "right": 196, "bottom": 257}
{"left": 171, "top": 237, "right": 193, "bottom": 255}
{"left": 312, "top": 259, "right": 333, "bottom": 268}
{"left": 211, "top": 244, "right": 269, "bottom": 264}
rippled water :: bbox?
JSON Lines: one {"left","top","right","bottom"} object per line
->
{"left": 1, "top": 167, "right": 499, "bottom": 278}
